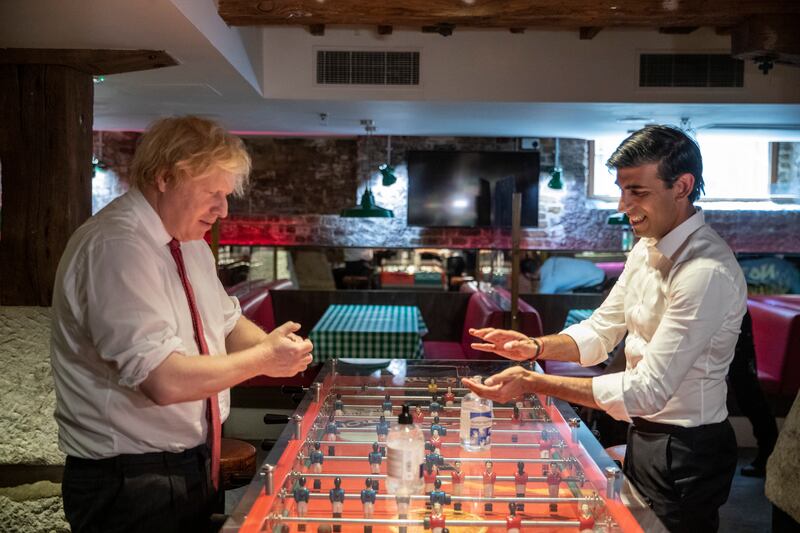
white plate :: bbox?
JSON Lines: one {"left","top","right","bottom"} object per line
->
{"left": 338, "top": 358, "right": 392, "bottom": 366}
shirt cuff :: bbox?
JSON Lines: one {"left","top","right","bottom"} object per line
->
{"left": 562, "top": 324, "right": 609, "bottom": 366}
{"left": 592, "top": 372, "right": 631, "bottom": 423}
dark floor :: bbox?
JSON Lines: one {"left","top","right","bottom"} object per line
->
{"left": 226, "top": 447, "right": 773, "bottom": 531}
{"left": 720, "top": 448, "right": 772, "bottom": 533}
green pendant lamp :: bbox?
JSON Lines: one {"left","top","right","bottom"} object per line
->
{"left": 547, "top": 138, "right": 564, "bottom": 189}
{"left": 379, "top": 134, "right": 397, "bottom": 186}
{"left": 341, "top": 120, "right": 395, "bottom": 218}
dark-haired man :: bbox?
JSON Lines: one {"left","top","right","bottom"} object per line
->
{"left": 464, "top": 125, "right": 746, "bottom": 532}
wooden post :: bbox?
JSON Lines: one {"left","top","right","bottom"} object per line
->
{"left": 0, "top": 49, "right": 176, "bottom": 305}
{"left": 0, "top": 64, "right": 92, "bottom": 305}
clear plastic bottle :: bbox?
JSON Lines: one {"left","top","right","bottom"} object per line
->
{"left": 460, "top": 376, "right": 493, "bottom": 451}
{"left": 386, "top": 403, "right": 425, "bottom": 496}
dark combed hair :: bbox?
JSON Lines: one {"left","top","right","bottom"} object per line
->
{"left": 606, "top": 125, "right": 705, "bottom": 203}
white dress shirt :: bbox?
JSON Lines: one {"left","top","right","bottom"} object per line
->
{"left": 563, "top": 209, "right": 747, "bottom": 427}
{"left": 51, "top": 188, "right": 241, "bottom": 458}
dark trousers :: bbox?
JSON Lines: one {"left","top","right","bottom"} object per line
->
{"left": 623, "top": 418, "right": 737, "bottom": 533}
{"left": 62, "top": 444, "right": 218, "bottom": 533}
{"left": 773, "top": 504, "right": 800, "bottom": 533}
{"left": 729, "top": 311, "right": 779, "bottom": 466}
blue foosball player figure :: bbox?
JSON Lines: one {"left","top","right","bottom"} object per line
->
{"left": 382, "top": 395, "right": 393, "bottom": 417}
{"left": 430, "top": 416, "right": 447, "bottom": 437}
{"left": 376, "top": 415, "right": 390, "bottom": 442}
{"left": 309, "top": 442, "right": 324, "bottom": 490}
{"left": 334, "top": 393, "right": 344, "bottom": 417}
{"left": 361, "top": 477, "right": 377, "bottom": 533}
{"left": 368, "top": 442, "right": 383, "bottom": 474}
{"left": 324, "top": 415, "right": 339, "bottom": 456}
{"left": 429, "top": 478, "right": 451, "bottom": 509}
{"left": 329, "top": 477, "right": 345, "bottom": 532}
{"left": 294, "top": 476, "right": 310, "bottom": 531}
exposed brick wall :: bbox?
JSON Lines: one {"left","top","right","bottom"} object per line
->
{"left": 93, "top": 132, "right": 800, "bottom": 253}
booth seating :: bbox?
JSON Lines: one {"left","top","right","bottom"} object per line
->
{"left": 423, "top": 291, "right": 504, "bottom": 359}
{"left": 492, "top": 288, "right": 605, "bottom": 378}
{"left": 748, "top": 295, "right": 800, "bottom": 399}
{"left": 231, "top": 280, "right": 321, "bottom": 388}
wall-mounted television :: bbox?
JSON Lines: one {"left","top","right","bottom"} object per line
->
{"left": 406, "top": 151, "right": 540, "bottom": 228}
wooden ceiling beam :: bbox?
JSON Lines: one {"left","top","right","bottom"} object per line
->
{"left": 658, "top": 27, "right": 699, "bottom": 34}
{"left": 0, "top": 49, "right": 176, "bottom": 75}
{"left": 218, "top": 0, "right": 799, "bottom": 29}
{"left": 579, "top": 27, "right": 602, "bottom": 40}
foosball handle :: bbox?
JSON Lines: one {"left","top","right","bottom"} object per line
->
{"left": 264, "top": 413, "right": 290, "bottom": 424}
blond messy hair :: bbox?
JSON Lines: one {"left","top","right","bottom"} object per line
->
{"left": 130, "top": 116, "right": 251, "bottom": 196}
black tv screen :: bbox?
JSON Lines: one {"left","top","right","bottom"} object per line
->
{"left": 407, "top": 151, "right": 540, "bottom": 227}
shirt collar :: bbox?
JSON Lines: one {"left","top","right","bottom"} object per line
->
{"left": 654, "top": 208, "right": 705, "bottom": 260}
{"left": 128, "top": 187, "right": 173, "bottom": 247}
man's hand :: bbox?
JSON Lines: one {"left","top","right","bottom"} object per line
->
{"left": 469, "top": 328, "right": 538, "bottom": 361}
{"left": 259, "top": 321, "right": 314, "bottom": 377}
{"left": 461, "top": 366, "right": 535, "bottom": 404}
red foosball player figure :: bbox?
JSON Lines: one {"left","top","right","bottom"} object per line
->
{"left": 451, "top": 461, "right": 464, "bottom": 513}
{"left": 329, "top": 477, "right": 345, "bottom": 532}
{"left": 546, "top": 463, "right": 561, "bottom": 513}
{"left": 443, "top": 386, "right": 455, "bottom": 407}
{"left": 514, "top": 461, "right": 528, "bottom": 511}
{"left": 427, "top": 502, "right": 445, "bottom": 533}
{"left": 413, "top": 405, "right": 425, "bottom": 425}
{"left": 578, "top": 503, "right": 595, "bottom": 533}
{"left": 423, "top": 462, "right": 438, "bottom": 494}
{"left": 483, "top": 460, "right": 496, "bottom": 512}
{"left": 428, "top": 429, "right": 443, "bottom": 455}
{"left": 511, "top": 405, "right": 521, "bottom": 443}
{"left": 506, "top": 502, "right": 522, "bottom": 533}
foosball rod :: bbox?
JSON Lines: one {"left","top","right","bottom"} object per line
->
{"left": 336, "top": 397, "right": 542, "bottom": 409}
{"left": 296, "top": 473, "right": 583, "bottom": 483}
{"left": 317, "top": 456, "right": 570, "bottom": 464}
{"left": 334, "top": 386, "right": 472, "bottom": 393}
{"left": 314, "top": 440, "right": 547, "bottom": 449}
{"left": 274, "top": 516, "right": 582, "bottom": 528}
{"left": 298, "top": 493, "right": 594, "bottom": 504}
{"left": 331, "top": 414, "right": 544, "bottom": 423}
{"left": 332, "top": 428, "right": 547, "bottom": 435}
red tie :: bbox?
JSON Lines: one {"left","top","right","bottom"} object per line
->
{"left": 168, "top": 238, "right": 222, "bottom": 491}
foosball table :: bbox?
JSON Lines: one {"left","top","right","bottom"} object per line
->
{"left": 222, "top": 360, "right": 666, "bottom": 532}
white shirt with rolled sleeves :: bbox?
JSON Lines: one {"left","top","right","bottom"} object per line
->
{"left": 562, "top": 209, "right": 747, "bottom": 427}
{"left": 50, "top": 188, "right": 242, "bottom": 458}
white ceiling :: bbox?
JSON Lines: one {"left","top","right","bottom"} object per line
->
{"left": 3, "top": 0, "right": 800, "bottom": 139}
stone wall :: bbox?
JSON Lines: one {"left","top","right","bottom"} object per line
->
{"left": 93, "top": 132, "right": 800, "bottom": 253}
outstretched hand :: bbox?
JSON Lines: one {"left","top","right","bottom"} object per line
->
{"left": 469, "top": 328, "right": 537, "bottom": 361}
{"left": 461, "top": 366, "right": 535, "bottom": 404}
{"left": 261, "top": 321, "right": 314, "bottom": 377}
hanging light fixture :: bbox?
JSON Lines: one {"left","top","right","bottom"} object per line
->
{"left": 341, "top": 120, "right": 395, "bottom": 218}
{"left": 379, "top": 134, "right": 397, "bottom": 186}
{"left": 547, "top": 138, "right": 564, "bottom": 189}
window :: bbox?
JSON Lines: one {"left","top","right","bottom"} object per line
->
{"left": 589, "top": 135, "right": 799, "bottom": 201}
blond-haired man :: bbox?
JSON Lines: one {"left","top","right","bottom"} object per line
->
{"left": 51, "top": 116, "right": 313, "bottom": 532}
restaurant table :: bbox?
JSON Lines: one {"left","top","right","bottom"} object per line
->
{"left": 309, "top": 304, "right": 428, "bottom": 362}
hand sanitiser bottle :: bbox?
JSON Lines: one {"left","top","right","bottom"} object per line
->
{"left": 460, "top": 376, "right": 493, "bottom": 451}
{"left": 386, "top": 403, "right": 425, "bottom": 496}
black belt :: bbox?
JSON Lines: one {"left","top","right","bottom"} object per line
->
{"left": 631, "top": 417, "right": 729, "bottom": 436}
{"left": 67, "top": 443, "right": 208, "bottom": 469}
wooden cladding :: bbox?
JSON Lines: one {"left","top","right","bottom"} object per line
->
{"left": 219, "top": 0, "right": 798, "bottom": 30}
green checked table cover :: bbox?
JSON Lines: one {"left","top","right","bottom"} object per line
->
{"left": 309, "top": 304, "right": 429, "bottom": 362}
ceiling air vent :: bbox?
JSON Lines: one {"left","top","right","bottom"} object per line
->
{"left": 639, "top": 54, "right": 744, "bottom": 88}
{"left": 316, "top": 51, "right": 420, "bottom": 85}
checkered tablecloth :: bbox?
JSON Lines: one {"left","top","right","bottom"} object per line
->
{"left": 309, "top": 304, "right": 429, "bottom": 361}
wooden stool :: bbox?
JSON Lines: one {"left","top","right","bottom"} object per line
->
{"left": 605, "top": 444, "right": 627, "bottom": 467}
{"left": 220, "top": 438, "right": 257, "bottom": 491}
